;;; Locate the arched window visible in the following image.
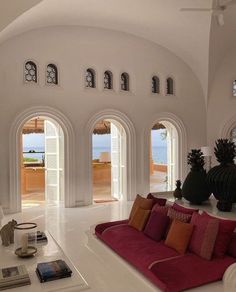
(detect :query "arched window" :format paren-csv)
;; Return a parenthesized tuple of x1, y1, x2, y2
(46, 64, 58, 85)
(233, 80, 236, 96)
(121, 72, 129, 91)
(85, 68, 95, 88)
(24, 61, 37, 83)
(166, 77, 174, 95)
(152, 76, 160, 94)
(104, 71, 113, 89)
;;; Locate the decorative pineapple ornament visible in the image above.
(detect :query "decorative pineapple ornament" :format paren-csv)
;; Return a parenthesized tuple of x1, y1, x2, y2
(173, 180, 182, 200)
(182, 149, 211, 204)
(207, 139, 236, 212)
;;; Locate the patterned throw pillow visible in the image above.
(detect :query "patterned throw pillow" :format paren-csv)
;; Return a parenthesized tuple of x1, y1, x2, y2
(152, 204, 169, 215)
(165, 219, 194, 254)
(128, 207, 150, 231)
(129, 194, 153, 219)
(189, 212, 219, 260)
(202, 211, 236, 258)
(167, 207, 192, 223)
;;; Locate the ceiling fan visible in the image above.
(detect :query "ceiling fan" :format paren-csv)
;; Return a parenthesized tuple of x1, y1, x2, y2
(180, 0, 236, 26)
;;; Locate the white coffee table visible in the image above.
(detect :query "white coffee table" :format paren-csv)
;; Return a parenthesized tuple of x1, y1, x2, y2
(0, 231, 89, 292)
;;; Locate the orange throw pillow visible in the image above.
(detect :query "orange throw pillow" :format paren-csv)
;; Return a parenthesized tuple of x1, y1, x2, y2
(128, 207, 150, 231)
(129, 194, 153, 219)
(165, 219, 194, 254)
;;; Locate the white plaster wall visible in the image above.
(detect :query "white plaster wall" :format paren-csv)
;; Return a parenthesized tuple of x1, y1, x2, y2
(0, 26, 206, 211)
(207, 47, 236, 165)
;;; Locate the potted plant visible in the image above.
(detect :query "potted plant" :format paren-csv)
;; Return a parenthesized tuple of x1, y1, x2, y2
(182, 149, 211, 204)
(207, 139, 236, 212)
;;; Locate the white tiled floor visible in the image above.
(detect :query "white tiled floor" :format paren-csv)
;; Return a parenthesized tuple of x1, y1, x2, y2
(2, 197, 236, 291)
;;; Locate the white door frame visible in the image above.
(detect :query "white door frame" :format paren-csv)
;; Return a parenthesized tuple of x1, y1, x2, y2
(85, 109, 136, 205)
(9, 106, 76, 213)
(143, 112, 187, 194)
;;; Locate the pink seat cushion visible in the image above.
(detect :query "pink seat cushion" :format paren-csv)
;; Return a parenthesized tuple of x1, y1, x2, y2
(172, 202, 198, 215)
(144, 211, 170, 241)
(97, 224, 178, 268)
(202, 211, 236, 257)
(150, 253, 236, 292)
(95, 219, 128, 235)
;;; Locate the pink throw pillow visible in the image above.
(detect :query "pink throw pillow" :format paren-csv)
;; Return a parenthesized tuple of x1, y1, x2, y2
(202, 211, 236, 258)
(172, 203, 198, 215)
(189, 212, 219, 260)
(147, 193, 167, 206)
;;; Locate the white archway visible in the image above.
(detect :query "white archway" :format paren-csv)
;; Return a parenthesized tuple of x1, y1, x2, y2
(9, 106, 76, 213)
(85, 109, 136, 205)
(143, 112, 187, 194)
(220, 115, 236, 138)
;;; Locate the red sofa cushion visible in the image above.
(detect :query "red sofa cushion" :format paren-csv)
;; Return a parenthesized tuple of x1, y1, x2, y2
(228, 232, 236, 258)
(172, 202, 198, 215)
(150, 253, 236, 292)
(147, 193, 167, 206)
(189, 212, 219, 260)
(202, 211, 236, 257)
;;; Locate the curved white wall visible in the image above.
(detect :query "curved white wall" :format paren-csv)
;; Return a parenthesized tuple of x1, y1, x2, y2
(0, 26, 206, 212)
(207, 47, 236, 165)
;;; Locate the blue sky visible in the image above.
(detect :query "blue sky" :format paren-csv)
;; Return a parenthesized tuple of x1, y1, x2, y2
(23, 129, 167, 148)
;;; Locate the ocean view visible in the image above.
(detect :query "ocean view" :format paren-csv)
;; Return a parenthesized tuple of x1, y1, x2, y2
(93, 146, 167, 164)
(23, 146, 167, 164)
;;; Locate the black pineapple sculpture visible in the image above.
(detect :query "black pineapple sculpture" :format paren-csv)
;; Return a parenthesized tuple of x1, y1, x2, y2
(207, 139, 236, 212)
(182, 149, 210, 204)
(173, 180, 182, 200)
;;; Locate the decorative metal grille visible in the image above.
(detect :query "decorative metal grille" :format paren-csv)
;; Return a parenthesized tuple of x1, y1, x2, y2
(47, 64, 58, 85)
(233, 80, 236, 96)
(25, 61, 37, 83)
(104, 71, 112, 89)
(167, 77, 174, 95)
(152, 76, 160, 93)
(121, 72, 129, 91)
(85, 69, 95, 88)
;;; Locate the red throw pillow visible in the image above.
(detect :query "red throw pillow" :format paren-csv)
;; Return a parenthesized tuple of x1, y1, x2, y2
(129, 194, 153, 219)
(165, 219, 194, 254)
(144, 211, 170, 241)
(147, 193, 167, 206)
(172, 203, 198, 215)
(202, 211, 236, 258)
(189, 212, 219, 260)
(167, 207, 192, 223)
(227, 232, 236, 258)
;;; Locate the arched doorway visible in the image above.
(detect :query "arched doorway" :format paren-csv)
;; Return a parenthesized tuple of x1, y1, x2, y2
(9, 106, 75, 213)
(92, 119, 127, 202)
(85, 109, 136, 205)
(21, 117, 64, 208)
(150, 121, 178, 192)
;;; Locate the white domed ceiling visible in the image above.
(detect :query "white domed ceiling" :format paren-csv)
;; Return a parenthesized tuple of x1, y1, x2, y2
(0, 0, 236, 102)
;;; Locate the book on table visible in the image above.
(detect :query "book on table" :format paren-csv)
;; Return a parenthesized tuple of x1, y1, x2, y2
(36, 259, 72, 283)
(0, 265, 30, 290)
(28, 231, 48, 243)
